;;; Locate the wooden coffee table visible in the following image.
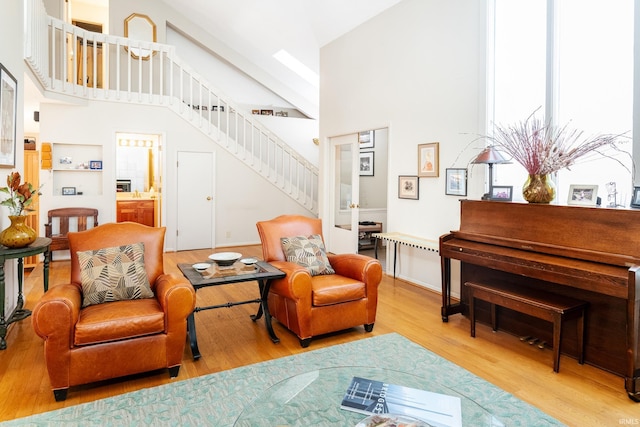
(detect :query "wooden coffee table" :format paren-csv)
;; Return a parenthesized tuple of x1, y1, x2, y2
(178, 261, 285, 360)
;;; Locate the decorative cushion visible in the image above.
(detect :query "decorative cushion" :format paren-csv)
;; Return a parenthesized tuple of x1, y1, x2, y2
(77, 242, 154, 307)
(281, 234, 335, 276)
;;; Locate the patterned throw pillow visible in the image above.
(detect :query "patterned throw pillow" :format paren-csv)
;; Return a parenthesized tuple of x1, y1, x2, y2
(281, 234, 335, 276)
(78, 242, 154, 307)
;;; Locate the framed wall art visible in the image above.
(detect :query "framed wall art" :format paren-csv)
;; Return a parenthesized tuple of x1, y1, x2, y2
(568, 184, 598, 206)
(359, 130, 374, 149)
(0, 63, 17, 167)
(418, 142, 439, 177)
(62, 187, 77, 196)
(631, 186, 640, 208)
(445, 168, 467, 196)
(490, 185, 513, 201)
(398, 175, 419, 200)
(89, 160, 103, 170)
(359, 152, 374, 176)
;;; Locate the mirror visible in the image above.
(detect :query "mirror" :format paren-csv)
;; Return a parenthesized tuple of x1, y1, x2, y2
(124, 13, 156, 60)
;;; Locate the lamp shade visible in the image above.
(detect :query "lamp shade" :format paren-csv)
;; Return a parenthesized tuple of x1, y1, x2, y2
(472, 146, 509, 165)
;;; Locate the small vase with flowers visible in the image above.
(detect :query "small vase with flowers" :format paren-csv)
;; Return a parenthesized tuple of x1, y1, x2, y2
(0, 172, 40, 248)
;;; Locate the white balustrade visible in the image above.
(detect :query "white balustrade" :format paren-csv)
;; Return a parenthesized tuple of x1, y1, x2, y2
(23, 0, 318, 214)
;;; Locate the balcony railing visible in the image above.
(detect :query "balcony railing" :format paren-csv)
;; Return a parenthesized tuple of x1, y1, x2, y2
(23, 0, 318, 214)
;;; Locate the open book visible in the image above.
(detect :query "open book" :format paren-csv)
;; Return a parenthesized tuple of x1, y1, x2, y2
(340, 376, 462, 427)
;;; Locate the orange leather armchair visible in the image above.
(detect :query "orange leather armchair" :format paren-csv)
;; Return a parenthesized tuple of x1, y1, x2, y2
(32, 222, 196, 401)
(256, 215, 382, 347)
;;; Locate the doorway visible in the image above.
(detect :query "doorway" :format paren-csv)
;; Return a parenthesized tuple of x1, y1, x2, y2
(328, 128, 389, 254)
(115, 132, 161, 227)
(176, 151, 215, 250)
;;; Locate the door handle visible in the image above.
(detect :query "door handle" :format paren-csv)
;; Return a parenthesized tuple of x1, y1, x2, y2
(349, 203, 360, 209)
(206, 196, 212, 201)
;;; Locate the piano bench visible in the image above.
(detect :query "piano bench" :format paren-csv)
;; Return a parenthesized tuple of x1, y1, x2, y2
(465, 281, 588, 373)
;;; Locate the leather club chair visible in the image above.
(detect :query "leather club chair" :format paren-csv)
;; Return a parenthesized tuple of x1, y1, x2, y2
(256, 214, 382, 347)
(32, 222, 196, 401)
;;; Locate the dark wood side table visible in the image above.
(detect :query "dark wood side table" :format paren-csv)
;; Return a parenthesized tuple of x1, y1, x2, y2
(177, 261, 285, 360)
(0, 237, 51, 350)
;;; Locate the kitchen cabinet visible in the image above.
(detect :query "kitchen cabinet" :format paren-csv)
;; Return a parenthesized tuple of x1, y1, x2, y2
(116, 200, 155, 227)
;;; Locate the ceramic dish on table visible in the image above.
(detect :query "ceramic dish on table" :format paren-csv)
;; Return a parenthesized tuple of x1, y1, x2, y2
(240, 257, 258, 266)
(192, 263, 210, 272)
(208, 252, 242, 267)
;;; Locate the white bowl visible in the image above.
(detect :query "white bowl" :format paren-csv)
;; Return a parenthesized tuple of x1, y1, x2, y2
(240, 257, 258, 265)
(192, 263, 210, 271)
(208, 252, 242, 266)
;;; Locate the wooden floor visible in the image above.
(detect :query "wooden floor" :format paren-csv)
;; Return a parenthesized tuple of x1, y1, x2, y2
(0, 244, 636, 425)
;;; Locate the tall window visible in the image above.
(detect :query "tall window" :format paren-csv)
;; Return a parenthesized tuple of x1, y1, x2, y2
(492, 0, 634, 206)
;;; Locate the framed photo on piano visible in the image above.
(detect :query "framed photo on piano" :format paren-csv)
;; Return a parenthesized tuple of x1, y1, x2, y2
(630, 186, 640, 208)
(568, 184, 598, 206)
(490, 185, 512, 201)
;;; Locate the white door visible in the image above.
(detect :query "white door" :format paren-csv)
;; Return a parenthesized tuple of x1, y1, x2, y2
(177, 151, 215, 250)
(328, 133, 359, 254)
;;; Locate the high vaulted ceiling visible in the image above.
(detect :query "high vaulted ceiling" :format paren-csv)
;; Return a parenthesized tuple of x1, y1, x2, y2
(162, 0, 402, 74)
(160, 0, 402, 116)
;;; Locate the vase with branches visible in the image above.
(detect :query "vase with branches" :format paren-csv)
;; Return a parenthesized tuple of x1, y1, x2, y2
(485, 110, 629, 203)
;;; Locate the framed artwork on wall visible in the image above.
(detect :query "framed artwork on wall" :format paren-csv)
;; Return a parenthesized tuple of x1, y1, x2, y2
(359, 130, 374, 149)
(398, 175, 419, 199)
(359, 152, 374, 176)
(0, 63, 17, 167)
(445, 168, 467, 196)
(418, 142, 439, 177)
(568, 184, 598, 206)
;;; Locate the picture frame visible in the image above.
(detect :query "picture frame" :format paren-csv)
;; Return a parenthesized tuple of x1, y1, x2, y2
(418, 142, 439, 177)
(445, 168, 467, 196)
(398, 175, 419, 200)
(359, 130, 374, 149)
(568, 184, 599, 206)
(260, 109, 273, 116)
(62, 187, 77, 196)
(490, 185, 513, 201)
(359, 152, 374, 176)
(0, 63, 17, 167)
(631, 186, 640, 208)
(89, 160, 103, 170)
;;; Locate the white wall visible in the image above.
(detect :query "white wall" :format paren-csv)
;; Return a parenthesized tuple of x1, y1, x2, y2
(320, 0, 487, 292)
(0, 0, 25, 320)
(38, 100, 311, 251)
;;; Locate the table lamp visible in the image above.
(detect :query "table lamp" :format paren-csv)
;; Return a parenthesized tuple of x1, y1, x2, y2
(472, 146, 509, 200)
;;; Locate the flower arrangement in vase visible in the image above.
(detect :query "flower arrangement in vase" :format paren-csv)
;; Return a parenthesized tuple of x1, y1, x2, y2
(485, 109, 628, 203)
(0, 172, 40, 248)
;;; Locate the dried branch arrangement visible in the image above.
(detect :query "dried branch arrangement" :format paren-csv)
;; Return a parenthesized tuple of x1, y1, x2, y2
(486, 110, 629, 175)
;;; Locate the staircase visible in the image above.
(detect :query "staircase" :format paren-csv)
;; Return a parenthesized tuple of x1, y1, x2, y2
(23, 0, 318, 215)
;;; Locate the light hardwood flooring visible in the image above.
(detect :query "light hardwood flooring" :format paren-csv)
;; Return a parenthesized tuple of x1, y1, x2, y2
(0, 244, 636, 425)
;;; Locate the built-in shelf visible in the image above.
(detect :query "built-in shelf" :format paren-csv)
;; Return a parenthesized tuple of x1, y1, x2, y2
(50, 143, 103, 196)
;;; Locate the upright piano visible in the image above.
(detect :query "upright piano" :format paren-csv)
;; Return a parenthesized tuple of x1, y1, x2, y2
(440, 199, 640, 401)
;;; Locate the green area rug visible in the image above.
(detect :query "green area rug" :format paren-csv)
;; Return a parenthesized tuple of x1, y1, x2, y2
(3, 333, 563, 426)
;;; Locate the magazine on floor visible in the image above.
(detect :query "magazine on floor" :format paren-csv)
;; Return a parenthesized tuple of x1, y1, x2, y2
(340, 376, 462, 427)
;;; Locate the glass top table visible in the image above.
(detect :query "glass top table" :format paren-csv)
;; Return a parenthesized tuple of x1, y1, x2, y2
(234, 366, 503, 427)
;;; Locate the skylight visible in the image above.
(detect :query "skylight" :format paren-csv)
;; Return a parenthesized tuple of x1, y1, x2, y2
(273, 49, 319, 87)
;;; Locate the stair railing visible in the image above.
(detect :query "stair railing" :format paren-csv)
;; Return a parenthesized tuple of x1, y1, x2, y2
(23, 0, 318, 214)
